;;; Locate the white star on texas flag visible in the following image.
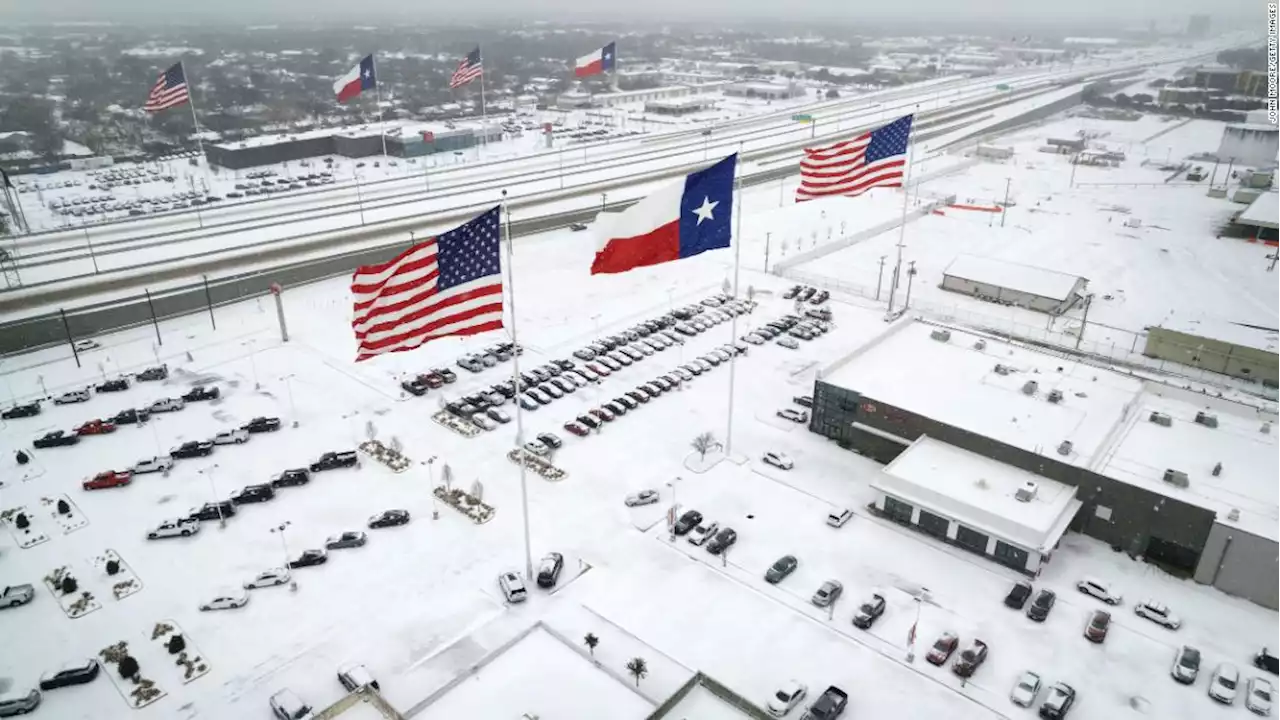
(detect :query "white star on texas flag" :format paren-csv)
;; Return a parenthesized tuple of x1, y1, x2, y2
(692, 196, 718, 225)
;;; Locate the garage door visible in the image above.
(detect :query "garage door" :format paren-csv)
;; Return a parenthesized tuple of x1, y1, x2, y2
(917, 510, 950, 539)
(955, 525, 989, 554)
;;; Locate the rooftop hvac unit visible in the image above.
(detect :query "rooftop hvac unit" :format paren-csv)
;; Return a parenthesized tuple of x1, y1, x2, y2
(930, 329, 952, 342)
(1194, 411, 1219, 429)
(994, 364, 1011, 376)
(1162, 469, 1190, 488)
(1047, 389, 1064, 404)
(1262, 422, 1272, 435)
(1022, 380, 1039, 396)
(1015, 481, 1038, 502)
(974, 339, 987, 350)
(1149, 412, 1172, 427)
(1227, 508, 1241, 521)
(1057, 440, 1073, 456)
(1123, 217, 1142, 229)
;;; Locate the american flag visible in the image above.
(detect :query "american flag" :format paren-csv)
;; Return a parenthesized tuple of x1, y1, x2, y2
(351, 207, 504, 362)
(796, 114, 913, 202)
(449, 47, 483, 89)
(144, 62, 191, 113)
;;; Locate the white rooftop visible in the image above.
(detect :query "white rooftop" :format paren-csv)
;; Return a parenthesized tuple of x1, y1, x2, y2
(943, 254, 1086, 302)
(879, 436, 1082, 551)
(1150, 312, 1280, 354)
(824, 322, 1146, 468)
(1237, 191, 1279, 231)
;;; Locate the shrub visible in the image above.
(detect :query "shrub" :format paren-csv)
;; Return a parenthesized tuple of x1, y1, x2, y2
(166, 634, 186, 655)
(60, 576, 78, 594)
(57, 499, 71, 515)
(14, 513, 29, 530)
(106, 559, 121, 576)
(118, 655, 140, 681)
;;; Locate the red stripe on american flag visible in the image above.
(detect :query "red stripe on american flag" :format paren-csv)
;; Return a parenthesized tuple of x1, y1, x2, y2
(796, 130, 905, 202)
(354, 284, 502, 340)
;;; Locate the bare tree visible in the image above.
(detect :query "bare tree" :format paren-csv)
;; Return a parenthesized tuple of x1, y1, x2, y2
(583, 633, 599, 657)
(691, 432, 718, 461)
(625, 657, 648, 687)
(365, 420, 377, 441)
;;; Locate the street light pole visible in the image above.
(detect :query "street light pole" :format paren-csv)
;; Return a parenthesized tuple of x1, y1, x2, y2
(875, 255, 887, 301)
(904, 261, 917, 310)
(280, 374, 298, 427)
(271, 521, 292, 567)
(199, 465, 223, 527)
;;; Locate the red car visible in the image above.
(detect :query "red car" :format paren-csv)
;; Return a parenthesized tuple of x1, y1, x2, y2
(926, 632, 959, 665)
(589, 407, 615, 423)
(563, 421, 589, 437)
(75, 419, 117, 436)
(83, 470, 132, 491)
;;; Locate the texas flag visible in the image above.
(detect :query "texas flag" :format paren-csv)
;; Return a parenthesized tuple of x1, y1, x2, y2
(334, 54, 376, 103)
(590, 154, 736, 275)
(574, 42, 616, 78)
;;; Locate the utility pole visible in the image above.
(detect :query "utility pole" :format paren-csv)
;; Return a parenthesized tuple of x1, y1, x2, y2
(1000, 178, 1011, 228)
(763, 232, 771, 273)
(1069, 153, 1078, 188)
(1075, 293, 1094, 350)
(875, 255, 887, 301)
(904, 261, 917, 309)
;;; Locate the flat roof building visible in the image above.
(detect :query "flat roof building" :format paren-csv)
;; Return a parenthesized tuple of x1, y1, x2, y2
(940, 254, 1087, 315)
(1143, 312, 1279, 387)
(644, 96, 719, 116)
(205, 121, 493, 169)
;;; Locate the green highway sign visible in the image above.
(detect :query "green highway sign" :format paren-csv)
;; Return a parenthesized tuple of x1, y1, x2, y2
(995, 83, 1011, 91)
(792, 114, 814, 123)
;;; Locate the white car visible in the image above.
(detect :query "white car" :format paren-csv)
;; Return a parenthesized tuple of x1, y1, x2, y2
(688, 520, 720, 547)
(149, 397, 185, 413)
(777, 337, 800, 349)
(523, 440, 549, 457)
(132, 456, 174, 474)
(471, 414, 496, 431)
(147, 517, 200, 539)
(1134, 599, 1181, 629)
(763, 451, 794, 470)
(72, 339, 100, 352)
(269, 688, 313, 720)
(498, 571, 528, 603)
(1246, 677, 1273, 716)
(777, 408, 808, 423)
(337, 663, 379, 692)
(213, 428, 250, 445)
(1076, 577, 1123, 605)
(243, 568, 291, 590)
(625, 489, 660, 507)
(199, 591, 249, 611)
(54, 389, 91, 405)
(1010, 670, 1041, 707)
(1209, 663, 1241, 704)
(766, 679, 808, 717)
(826, 508, 854, 528)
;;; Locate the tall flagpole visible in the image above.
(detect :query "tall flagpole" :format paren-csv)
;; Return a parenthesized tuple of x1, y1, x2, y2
(724, 163, 743, 458)
(501, 189, 534, 582)
(182, 61, 210, 192)
(479, 46, 489, 149)
(371, 54, 388, 158)
(886, 110, 917, 316)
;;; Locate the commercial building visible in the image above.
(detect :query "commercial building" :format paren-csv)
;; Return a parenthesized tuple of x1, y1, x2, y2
(1233, 190, 1279, 244)
(940, 254, 1087, 315)
(1218, 122, 1279, 168)
(644, 96, 719, 116)
(205, 122, 495, 170)
(722, 81, 806, 100)
(1143, 313, 1279, 386)
(810, 320, 1279, 608)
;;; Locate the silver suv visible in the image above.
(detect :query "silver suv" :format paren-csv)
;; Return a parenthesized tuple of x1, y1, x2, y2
(0, 689, 40, 717)
(0, 584, 34, 609)
(812, 580, 843, 608)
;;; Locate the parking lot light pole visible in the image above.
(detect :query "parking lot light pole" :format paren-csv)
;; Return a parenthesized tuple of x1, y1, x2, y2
(280, 374, 298, 427)
(199, 464, 224, 527)
(271, 521, 292, 567)
(427, 456, 439, 519)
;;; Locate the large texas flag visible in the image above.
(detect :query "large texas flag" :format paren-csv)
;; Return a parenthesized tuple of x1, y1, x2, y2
(590, 154, 736, 275)
(334, 54, 376, 103)
(575, 42, 616, 78)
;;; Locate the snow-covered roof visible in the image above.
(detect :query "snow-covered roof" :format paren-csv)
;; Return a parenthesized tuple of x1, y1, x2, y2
(1150, 312, 1279, 354)
(943, 254, 1086, 302)
(878, 436, 1081, 551)
(1237, 191, 1279, 230)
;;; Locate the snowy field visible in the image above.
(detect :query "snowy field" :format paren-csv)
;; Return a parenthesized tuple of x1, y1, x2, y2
(1, 175, 1275, 719)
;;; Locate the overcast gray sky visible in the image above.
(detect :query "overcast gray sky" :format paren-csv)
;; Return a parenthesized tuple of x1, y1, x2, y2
(4, 0, 1260, 24)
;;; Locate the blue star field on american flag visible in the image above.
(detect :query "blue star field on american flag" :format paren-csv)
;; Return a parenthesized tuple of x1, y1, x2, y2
(437, 206, 501, 290)
(864, 114, 913, 164)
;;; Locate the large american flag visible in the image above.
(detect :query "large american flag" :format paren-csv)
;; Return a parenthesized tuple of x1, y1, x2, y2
(796, 114, 913, 202)
(351, 207, 504, 362)
(449, 48, 483, 89)
(144, 62, 191, 113)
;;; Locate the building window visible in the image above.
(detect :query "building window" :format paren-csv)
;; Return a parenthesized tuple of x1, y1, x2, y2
(993, 541, 1029, 570)
(955, 525, 989, 554)
(884, 496, 914, 525)
(917, 510, 950, 539)
(1094, 505, 1113, 522)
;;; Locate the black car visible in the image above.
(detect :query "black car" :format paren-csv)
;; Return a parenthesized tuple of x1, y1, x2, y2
(536, 432, 563, 450)
(1027, 589, 1056, 622)
(401, 376, 432, 396)
(188, 501, 236, 522)
(136, 366, 169, 381)
(552, 359, 575, 372)
(492, 382, 517, 399)
(39, 659, 100, 690)
(569, 222, 588, 231)
(288, 549, 328, 568)
(171, 440, 214, 458)
(852, 594, 886, 629)
(230, 484, 275, 504)
(34, 430, 80, 449)
(765, 555, 798, 584)
(109, 408, 150, 425)
(242, 416, 281, 433)
(368, 509, 410, 528)
(706, 528, 737, 555)
(537, 552, 564, 588)
(1005, 581, 1033, 610)
(95, 378, 129, 393)
(673, 509, 703, 536)
(310, 451, 358, 472)
(325, 531, 367, 550)
(432, 367, 457, 384)
(1, 402, 41, 419)
(271, 468, 311, 488)
(182, 385, 220, 402)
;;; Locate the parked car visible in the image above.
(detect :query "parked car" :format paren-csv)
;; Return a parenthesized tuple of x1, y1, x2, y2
(368, 509, 410, 528)
(1011, 670, 1042, 707)
(1256, 649, 1280, 676)
(1134, 599, 1181, 630)
(189, 501, 236, 522)
(147, 517, 200, 539)
(288, 549, 328, 569)
(805, 685, 848, 720)
(171, 440, 214, 458)
(109, 408, 149, 425)
(765, 555, 798, 584)
(852, 593, 886, 629)
(95, 378, 129, 393)
(564, 421, 589, 437)
(1005, 581, 1033, 609)
(213, 427, 250, 445)
(39, 659, 100, 690)
(766, 680, 808, 717)
(310, 450, 358, 472)
(826, 508, 853, 528)
(1076, 577, 1122, 605)
(0, 688, 40, 716)
(498, 571, 528, 603)
(1084, 610, 1111, 643)
(1038, 681, 1076, 719)
(926, 632, 959, 665)
(1, 402, 41, 419)
(1246, 677, 1273, 716)
(1027, 589, 1056, 622)
(54, 389, 91, 405)
(763, 451, 794, 470)
(952, 639, 989, 677)
(537, 552, 564, 588)
(244, 568, 291, 589)
(812, 580, 843, 608)
(325, 531, 367, 550)
(74, 419, 117, 435)
(486, 407, 511, 424)
(72, 338, 101, 351)
(271, 468, 311, 488)
(625, 489, 660, 507)
(136, 365, 169, 381)
(270, 688, 313, 720)
(1209, 663, 1241, 704)
(673, 509, 703, 536)
(83, 470, 131, 491)
(0, 584, 35, 609)
(229, 483, 275, 504)
(337, 663, 379, 692)
(238, 416, 282, 435)
(33, 430, 79, 448)
(149, 397, 185, 413)
(706, 527, 738, 555)
(777, 337, 800, 350)
(1172, 645, 1202, 684)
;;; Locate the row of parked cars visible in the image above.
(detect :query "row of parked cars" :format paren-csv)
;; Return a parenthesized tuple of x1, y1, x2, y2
(782, 284, 830, 305)
(1, 365, 172, 421)
(670, 509, 739, 554)
(31, 385, 219, 450)
(571, 293, 755, 367)
(742, 310, 832, 350)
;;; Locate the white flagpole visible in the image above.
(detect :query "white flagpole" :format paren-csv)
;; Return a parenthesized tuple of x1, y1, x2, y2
(725, 167, 743, 458)
(886, 110, 917, 316)
(182, 61, 211, 195)
(479, 47, 489, 149)
(501, 189, 534, 582)
(371, 54, 388, 158)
